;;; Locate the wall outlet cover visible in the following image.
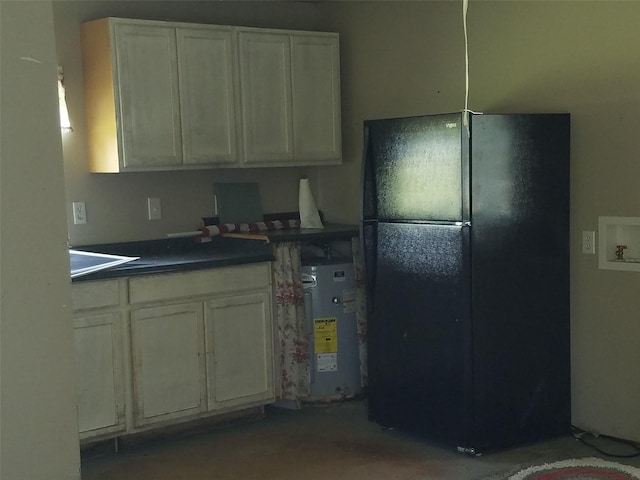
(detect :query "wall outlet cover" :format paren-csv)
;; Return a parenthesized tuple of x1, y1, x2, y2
(72, 201, 87, 225)
(582, 230, 596, 255)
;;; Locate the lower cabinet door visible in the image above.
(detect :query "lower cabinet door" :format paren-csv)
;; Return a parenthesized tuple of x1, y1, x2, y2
(204, 291, 274, 410)
(74, 312, 125, 439)
(130, 302, 206, 426)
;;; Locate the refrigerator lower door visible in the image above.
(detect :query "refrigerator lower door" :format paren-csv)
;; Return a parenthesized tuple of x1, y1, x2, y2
(367, 222, 472, 447)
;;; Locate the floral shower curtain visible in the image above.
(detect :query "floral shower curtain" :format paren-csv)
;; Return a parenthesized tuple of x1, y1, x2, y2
(271, 238, 368, 403)
(351, 236, 368, 388)
(272, 242, 310, 401)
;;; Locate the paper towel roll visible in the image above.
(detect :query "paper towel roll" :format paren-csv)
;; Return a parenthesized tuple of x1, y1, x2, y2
(299, 178, 324, 229)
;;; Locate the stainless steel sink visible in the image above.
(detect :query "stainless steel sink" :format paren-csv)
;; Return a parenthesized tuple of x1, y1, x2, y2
(69, 249, 139, 278)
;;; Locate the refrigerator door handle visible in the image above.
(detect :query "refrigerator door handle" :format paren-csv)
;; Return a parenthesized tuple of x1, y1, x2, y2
(361, 124, 377, 222)
(360, 221, 377, 309)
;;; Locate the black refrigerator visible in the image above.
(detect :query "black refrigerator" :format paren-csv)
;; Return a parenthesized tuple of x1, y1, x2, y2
(361, 112, 570, 454)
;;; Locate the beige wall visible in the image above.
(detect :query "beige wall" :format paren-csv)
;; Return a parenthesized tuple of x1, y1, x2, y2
(322, 1, 640, 442)
(0, 1, 81, 479)
(54, 0, 333, 246)
(52, 0, 640, 447)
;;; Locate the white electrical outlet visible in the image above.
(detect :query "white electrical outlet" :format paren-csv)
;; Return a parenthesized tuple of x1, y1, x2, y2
(582, 230, 596, 255)
(147, 197, 162, 220)
(72, 201, 87, 225)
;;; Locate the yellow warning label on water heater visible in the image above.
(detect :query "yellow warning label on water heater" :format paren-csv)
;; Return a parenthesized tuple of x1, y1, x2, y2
(314, 317, 337, 353)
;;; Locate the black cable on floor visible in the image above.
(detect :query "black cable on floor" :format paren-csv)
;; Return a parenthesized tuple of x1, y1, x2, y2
(571, 425, 640, 458)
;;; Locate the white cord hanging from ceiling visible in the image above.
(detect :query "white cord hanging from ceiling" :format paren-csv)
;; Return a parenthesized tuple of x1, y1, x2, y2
(462, 0, 470, 134)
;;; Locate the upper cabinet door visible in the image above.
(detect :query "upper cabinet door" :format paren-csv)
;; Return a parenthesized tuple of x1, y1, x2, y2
(113, 23, 183, 169)
(291, 34, 342, 164)
(238, 31, 294, 164)
(177, 27, 238, 165)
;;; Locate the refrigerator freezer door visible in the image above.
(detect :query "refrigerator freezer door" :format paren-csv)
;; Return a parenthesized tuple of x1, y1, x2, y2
(363, 113, 468, 223)
(367, 222, 472, 446)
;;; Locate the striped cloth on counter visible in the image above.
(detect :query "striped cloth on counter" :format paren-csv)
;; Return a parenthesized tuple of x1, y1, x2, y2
(196, 219, 300, 241)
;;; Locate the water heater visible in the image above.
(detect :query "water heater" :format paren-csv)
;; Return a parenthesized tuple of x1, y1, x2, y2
(302, 258, 362, 401)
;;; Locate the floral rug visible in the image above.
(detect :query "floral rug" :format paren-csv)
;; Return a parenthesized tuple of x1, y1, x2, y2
(492, 457, 640, 479)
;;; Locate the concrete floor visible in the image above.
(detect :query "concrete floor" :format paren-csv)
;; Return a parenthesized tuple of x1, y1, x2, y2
(81, 400, 640, 480)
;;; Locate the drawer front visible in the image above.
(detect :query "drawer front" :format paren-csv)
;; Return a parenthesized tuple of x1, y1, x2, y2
(129, 263, 271, 305)
(72, 279, 121, 311)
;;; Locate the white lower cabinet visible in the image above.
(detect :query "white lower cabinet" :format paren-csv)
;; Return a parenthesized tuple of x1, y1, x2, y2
(71, 279, 126, 441)
(130, 302, 206, 426)
(74, 311, 126, 440)
(72, 262, 274, 443)
(128, 264, 274, 429)
(205, 291, 274, 410)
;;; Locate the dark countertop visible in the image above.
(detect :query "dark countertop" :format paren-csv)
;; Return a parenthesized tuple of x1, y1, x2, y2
(71, 223, 359, 282)
(71, 237, 273, 282)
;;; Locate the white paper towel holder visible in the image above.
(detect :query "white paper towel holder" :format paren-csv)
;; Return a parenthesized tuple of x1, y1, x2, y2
(299, 176, 324, 229)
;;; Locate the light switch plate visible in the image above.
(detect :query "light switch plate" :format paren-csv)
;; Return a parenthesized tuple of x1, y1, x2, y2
(147, 197, 162, 221)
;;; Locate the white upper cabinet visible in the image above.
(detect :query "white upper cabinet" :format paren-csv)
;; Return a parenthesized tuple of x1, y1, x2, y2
(238, 31, 294, 164)
(177, 28, 238, 166)
(291, 34, 342, 163)
(81, 18, 341, 171)
(81, 18, 237, 172)
(238, 29, 342, 166)
(114, 23, 183, 169)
